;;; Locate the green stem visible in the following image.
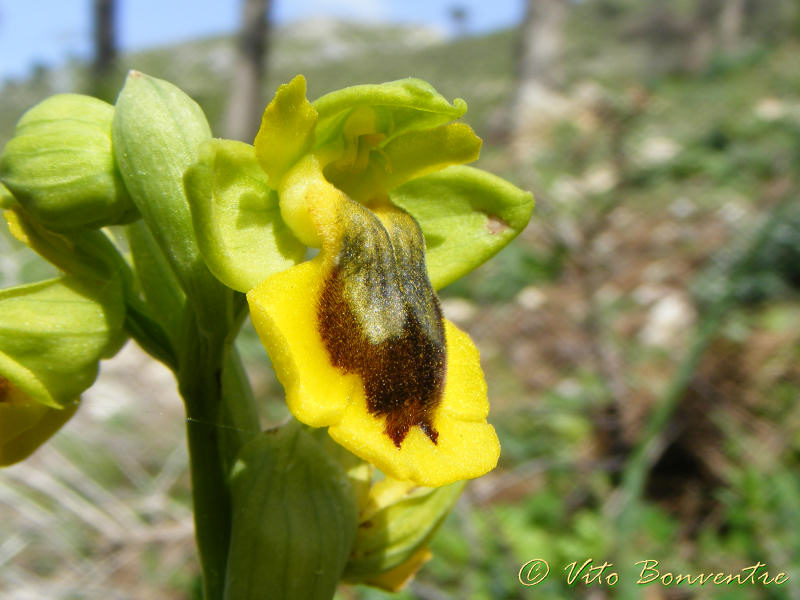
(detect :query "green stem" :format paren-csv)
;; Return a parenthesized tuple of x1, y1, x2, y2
(179, 296, 256, 600)
(179, 313, 230, 600)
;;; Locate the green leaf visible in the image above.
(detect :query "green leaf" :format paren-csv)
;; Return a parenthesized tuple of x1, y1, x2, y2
(254, 75, 318, 186)
(312, 78, 467, 147)
(225, 423, 357, 600)
(185, 139, 305, 293)
(0, 275, 125, 409)
(391, 165, 534, 290)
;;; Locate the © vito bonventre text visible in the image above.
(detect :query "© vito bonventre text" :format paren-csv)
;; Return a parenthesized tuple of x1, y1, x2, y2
(518, 558, 790, 587)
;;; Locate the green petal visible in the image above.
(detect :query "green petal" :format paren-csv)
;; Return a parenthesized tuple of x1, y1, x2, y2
(0, 276, 125, 409)
(254, 75, 318, 186)
(326, 123, 481, 202)
(185, 139, 305, 293)
(391, 165, 534, 290)
(312, 78, 467, 147)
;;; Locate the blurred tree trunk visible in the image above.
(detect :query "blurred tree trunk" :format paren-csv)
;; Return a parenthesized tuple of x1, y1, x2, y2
(718, 0, 745, 51)
(509, 0, 568, 161)
(515, 0, 566, 90)
(91, 0, 117, 101)
(686, 0, 718, 73)
(224, 0, 273, 141)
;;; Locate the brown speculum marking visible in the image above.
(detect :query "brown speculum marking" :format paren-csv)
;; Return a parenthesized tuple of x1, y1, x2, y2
(486, 214, 510, 235)
(317, 203, 446, 448)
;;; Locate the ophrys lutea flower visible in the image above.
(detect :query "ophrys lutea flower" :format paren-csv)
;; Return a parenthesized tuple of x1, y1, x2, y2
(186, 75, 533, 487)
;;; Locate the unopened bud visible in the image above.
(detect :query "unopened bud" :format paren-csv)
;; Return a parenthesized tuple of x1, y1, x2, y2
(0, 94, 136, 230)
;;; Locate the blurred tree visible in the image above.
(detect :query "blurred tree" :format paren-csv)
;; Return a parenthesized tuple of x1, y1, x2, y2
(224, 0, 273, 141)
(448, 4, 469, 37)
(91, 0, 117, 101)
(508, 0, 569, 160)
(718, 0, 745, 52)
(625, 1, 694, 76)
(515, 0, 567, 92)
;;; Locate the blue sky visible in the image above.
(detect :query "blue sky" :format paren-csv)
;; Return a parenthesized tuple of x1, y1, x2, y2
(0, 0, 523, 81)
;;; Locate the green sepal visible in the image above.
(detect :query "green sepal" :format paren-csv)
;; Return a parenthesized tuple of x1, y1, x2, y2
(5, 206, 106, 280)
(391, 165, 534, 290)
(344, 480, 465, 581)
(0, 275, 125, 409)
(225, 422, 358, 600)
(0, 388, 78, 466)
(185, 139, 306, 293)
(0, 94, 136, 230)
(312, 78, 467, 147)
(254, 75, 318, 186)
(113, 71, 227, 331)
(4, 205, 130, 288)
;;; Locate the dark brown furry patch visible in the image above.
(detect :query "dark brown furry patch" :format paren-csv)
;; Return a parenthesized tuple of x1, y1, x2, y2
(317, 205, 446, 447)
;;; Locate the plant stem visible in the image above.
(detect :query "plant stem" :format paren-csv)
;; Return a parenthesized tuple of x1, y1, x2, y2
(179, 310, 231, 600)
(178, 294, 256, 600)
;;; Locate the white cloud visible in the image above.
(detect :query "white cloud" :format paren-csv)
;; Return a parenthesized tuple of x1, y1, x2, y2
(301, 0, 390, 22)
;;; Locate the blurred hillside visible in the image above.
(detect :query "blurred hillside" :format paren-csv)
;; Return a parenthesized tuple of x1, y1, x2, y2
(2, 2, 800, 599)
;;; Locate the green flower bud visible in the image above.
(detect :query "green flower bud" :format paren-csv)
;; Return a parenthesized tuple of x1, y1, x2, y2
(0, 94, 136, 230)
(344, 479, 465, 588)
(0, 275, 125, 411)
(225, 423, 358, 600)
(113, 71, 228, 329)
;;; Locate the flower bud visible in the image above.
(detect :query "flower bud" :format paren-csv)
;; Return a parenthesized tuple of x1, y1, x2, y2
(0, 379, 77, 466)
(0, 275, 125, 411)
(0, 275, 124, 465)
(0, 94, 136, 230)
(343, 479, 464, 590)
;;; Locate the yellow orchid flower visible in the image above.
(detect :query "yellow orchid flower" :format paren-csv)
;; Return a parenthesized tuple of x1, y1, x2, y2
(186, 75, 533, 487)
(248, 160, 498, 486)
